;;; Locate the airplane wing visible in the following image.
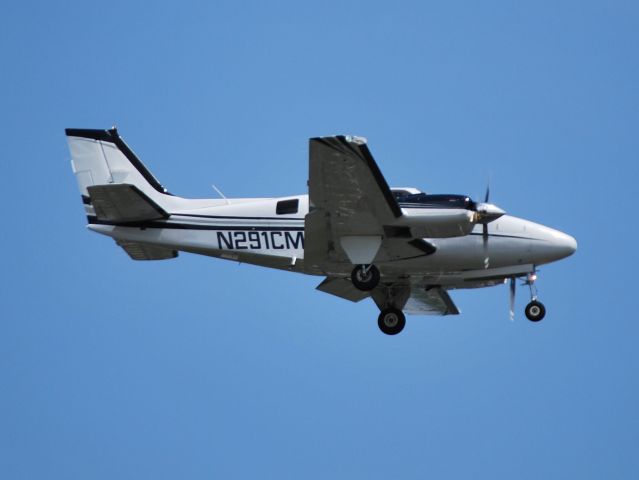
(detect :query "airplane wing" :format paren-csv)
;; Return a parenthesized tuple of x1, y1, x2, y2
(306, 136, 436, 271)
(317, 276, 459, 316)
(115, 240, 178, 260)
(307, 135, 401, 227)
(402, 286, 460, 315)
(87, 183, 168, 223)
(316, 276, 371, 302)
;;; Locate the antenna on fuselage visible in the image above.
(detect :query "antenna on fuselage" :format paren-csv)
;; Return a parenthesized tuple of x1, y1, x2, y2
(212, 184, 230, 205)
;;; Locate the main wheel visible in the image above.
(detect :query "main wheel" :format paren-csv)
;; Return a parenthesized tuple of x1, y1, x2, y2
(525, 300, 546, 322)
(378, 308, 406, 335)
(351, 264, 380, 291)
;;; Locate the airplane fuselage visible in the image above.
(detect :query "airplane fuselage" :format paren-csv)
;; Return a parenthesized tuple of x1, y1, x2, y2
(87, 194, 576, 289)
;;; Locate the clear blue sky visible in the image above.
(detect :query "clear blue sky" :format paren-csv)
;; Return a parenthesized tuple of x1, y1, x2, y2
(1, 1, 638, 478)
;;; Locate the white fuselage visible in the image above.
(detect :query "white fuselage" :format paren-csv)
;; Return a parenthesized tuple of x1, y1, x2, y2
(87, 193, 576, 289)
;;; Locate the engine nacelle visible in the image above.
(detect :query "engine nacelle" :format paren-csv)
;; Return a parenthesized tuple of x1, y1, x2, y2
(391, 192, 506, 238)
(396, 208, 476, 238)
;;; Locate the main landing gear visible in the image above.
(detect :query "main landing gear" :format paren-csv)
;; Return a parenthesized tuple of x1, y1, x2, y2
(349, 266, 407, 335)
(351, 264, 380, 291)
(378, 308, 406, 335)
(524, 273, 546, 322)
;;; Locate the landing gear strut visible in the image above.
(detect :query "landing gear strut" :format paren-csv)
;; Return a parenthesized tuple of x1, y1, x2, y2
(524, 273, 546, 322)
(351, 264, 380, 291)
(378, 308, 406, 335)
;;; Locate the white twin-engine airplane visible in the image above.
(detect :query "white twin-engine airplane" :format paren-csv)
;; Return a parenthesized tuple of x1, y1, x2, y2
(66, 128, 577, 335)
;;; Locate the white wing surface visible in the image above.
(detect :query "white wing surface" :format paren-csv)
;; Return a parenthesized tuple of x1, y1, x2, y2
(369, 283, 459, 316)
(305, 136, 435, 273)
(403, 286, 460, 315)
(317, 275, 460, 316)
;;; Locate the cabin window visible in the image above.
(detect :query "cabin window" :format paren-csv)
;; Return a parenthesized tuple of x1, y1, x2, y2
(276, 199, 299, 215)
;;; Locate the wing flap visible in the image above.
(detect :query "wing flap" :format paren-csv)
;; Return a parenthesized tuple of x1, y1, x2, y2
(116, 240, 178, 261)
(87, 183, 168, 223)
(370, 282, 459, 316)
(404, 286, 460, 315)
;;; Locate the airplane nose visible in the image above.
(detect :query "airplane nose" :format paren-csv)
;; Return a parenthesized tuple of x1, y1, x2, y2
(529, 223, 577, 264)
(554, 231, 578, 259)
(541, 229, 577, 262)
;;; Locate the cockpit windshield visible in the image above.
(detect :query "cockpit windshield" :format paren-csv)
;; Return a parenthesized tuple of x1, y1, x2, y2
(393, 192, 474, 210)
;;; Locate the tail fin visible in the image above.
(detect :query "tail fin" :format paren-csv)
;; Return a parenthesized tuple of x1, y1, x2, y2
(66, 128, 171, 204)
(67, 128, 179, 260)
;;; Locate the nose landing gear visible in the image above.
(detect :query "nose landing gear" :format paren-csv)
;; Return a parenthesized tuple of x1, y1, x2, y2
(525, 300, 546, 321)
(524, 273, 546, 322)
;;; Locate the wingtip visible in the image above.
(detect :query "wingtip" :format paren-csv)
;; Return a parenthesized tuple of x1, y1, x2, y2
(65, 127, 120, 139)
(344, 135, 367, 145)
(310, 134, 367, 145)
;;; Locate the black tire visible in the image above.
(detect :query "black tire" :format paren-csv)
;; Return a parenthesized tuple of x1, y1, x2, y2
(378, 308, 406, 335)
(525, 300, 546, 322)
(351, 264, 380, 291)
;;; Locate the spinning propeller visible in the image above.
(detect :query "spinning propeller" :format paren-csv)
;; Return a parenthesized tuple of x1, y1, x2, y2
(472, 183, 505, 269)
(509, 277, 516, 321)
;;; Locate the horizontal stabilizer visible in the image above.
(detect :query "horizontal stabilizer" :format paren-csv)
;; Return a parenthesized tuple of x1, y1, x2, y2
(116, 240, 178, 261)
(87, 183, 168, 223)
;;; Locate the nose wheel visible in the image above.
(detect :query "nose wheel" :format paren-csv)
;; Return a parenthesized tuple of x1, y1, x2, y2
(378, 308, 406, 335)
(523, 272, 546, 322)
(525, 300, 546, 322)
(351, 264, 380, 291)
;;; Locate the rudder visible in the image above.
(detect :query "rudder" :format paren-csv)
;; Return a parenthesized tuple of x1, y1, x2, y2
(66, 128, 171, 204)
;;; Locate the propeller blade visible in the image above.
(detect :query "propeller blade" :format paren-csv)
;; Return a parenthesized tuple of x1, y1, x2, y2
(484, 182, 490, 203)
(509, 277, 516, 321)
(483, 223, 489, 268)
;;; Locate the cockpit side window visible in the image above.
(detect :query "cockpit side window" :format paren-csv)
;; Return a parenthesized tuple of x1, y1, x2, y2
(276, 199, 299, 215)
